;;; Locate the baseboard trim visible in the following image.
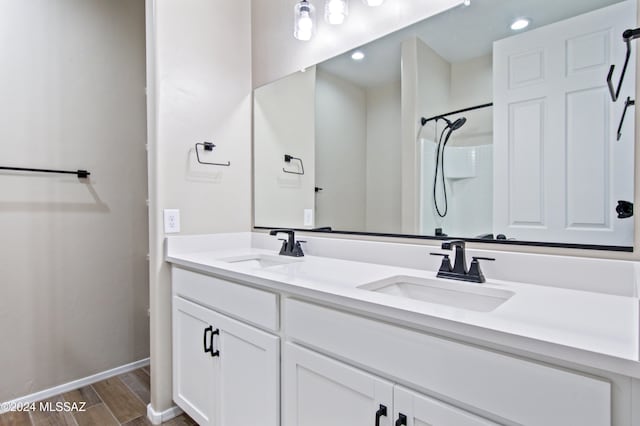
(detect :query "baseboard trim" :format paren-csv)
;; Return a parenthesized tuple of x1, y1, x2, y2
(0, 358, 150, 414)
(147, 403, 183, 425)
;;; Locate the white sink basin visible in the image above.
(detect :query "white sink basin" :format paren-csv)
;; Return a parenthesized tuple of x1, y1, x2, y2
(219, 254, 303, 269)
(359, 275, 514, 312)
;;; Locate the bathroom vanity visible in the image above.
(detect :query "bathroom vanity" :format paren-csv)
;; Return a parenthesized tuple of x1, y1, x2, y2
(166, 233, 640, 426)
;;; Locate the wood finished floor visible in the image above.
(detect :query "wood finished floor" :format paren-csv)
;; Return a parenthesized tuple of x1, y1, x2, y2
(0, 367, 196, 426)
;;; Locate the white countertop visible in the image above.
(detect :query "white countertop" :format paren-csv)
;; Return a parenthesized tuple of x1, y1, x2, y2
(167, 242, 640, 378)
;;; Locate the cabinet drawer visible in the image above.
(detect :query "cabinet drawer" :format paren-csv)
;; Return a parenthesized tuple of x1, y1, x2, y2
(284, 299, 611, 426)
(172, 267, 278, 331)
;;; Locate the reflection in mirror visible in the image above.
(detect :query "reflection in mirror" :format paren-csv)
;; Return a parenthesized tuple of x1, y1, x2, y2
(254, 0, 637, 248)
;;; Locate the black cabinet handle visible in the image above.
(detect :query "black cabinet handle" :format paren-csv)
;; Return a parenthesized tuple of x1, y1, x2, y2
(203, 326, 213, 354)
(395, 413, 407, 426)
(209, 328, 220, 357)
(375, 404, 387, 426)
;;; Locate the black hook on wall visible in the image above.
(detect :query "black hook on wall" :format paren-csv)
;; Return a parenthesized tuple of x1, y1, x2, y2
(195, 142, 230, 167)
(283, 154, 304, 175)
(607, 28, 640, 102)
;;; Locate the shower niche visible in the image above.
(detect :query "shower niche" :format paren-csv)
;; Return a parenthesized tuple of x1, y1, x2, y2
(253, 0, 637, 249)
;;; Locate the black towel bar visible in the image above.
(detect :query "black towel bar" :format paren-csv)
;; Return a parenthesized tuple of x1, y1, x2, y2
(0, 166, 90, 178)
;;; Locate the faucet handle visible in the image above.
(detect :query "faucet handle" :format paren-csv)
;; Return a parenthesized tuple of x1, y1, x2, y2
(472, 256, 495, 262)
(291, 241, 305, 257)
(467, 257, 495, 283)
(430, 253, 452, 273)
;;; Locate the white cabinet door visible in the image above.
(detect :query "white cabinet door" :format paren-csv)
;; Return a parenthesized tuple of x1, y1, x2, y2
(173, 296, 218, 426)
(493, 0, 636, 246)
(173, 296, 279, 426)
(394, 385, 499, 426)
(283, 343, 394, 426)
(212, 307, 280, 426)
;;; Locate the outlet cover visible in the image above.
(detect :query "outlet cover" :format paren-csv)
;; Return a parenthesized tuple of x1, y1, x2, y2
(164, 209, 181, 233)
(304, 209, 314, 226)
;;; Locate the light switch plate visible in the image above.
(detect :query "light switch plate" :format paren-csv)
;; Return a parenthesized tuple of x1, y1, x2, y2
(164, 209, 181, 233)
(304, 209, 314, 226)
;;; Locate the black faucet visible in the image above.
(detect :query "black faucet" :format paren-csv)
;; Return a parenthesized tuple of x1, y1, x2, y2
(431, 240, 494, 283)
(269, 229, 305, 257)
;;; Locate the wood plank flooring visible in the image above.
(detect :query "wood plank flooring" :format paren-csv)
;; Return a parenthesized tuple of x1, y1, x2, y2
(0, 368, 195, 426)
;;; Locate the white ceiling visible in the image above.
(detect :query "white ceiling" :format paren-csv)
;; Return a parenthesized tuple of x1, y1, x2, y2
(319, 0, 626, 88)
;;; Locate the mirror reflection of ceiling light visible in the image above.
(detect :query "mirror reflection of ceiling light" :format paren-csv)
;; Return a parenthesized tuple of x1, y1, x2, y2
(510, 18, 530, 31)
(351, 51, 365, 61)
(294, 0, 316, 41)
(295, 0, 391, 40)
(325, 0, 348, 25)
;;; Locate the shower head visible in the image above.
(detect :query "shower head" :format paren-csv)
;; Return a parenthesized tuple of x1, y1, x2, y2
(450, 117, 467, 131)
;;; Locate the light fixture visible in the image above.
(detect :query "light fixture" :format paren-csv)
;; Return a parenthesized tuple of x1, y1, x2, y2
(463, 0, 471, 6)
(510, 18, 530, 31)
(294, 0, 316, 41)
(351, 50, 365, 61)
(362, 0, 384, 6)
(325, 0, 348, 25)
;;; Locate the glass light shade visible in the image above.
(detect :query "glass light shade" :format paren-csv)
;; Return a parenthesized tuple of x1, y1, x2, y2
(294, 0, 316, 41)
(325, 0, 348, 25)
(362, 0, 384, 6)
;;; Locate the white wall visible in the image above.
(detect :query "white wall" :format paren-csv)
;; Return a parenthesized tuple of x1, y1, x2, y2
(366, 81, 402, 233)
(0, 0, 148, 402)
(315, 69, 367, 231)
(448, 54, 493, 148)
(401, 37, 451, 234)
(146, 0, 252, 413)
(255, 69, 316, 228)
(251, 0, 465, 88)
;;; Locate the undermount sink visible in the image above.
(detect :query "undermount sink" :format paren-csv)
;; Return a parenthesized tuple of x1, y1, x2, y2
(359, 275, 514, 312)
(219, 254, 303, 269)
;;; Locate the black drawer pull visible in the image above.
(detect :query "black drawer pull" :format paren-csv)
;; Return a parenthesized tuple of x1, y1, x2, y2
(395, 413, 407, 426)
(209, 328, 220, 357)
(375, 404, 387, 426)
(203, 326, 213, 354)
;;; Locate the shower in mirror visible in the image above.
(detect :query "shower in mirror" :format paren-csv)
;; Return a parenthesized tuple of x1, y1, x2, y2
(420, 102, 493, 238)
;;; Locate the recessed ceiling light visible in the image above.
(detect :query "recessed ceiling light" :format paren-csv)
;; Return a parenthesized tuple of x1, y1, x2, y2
(463, 0, 471, 6)
(510, 18, 530, 31)
(351, 51, 365, 61)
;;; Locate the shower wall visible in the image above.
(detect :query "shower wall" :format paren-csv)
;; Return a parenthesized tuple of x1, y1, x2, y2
(420, 142, 493, 237)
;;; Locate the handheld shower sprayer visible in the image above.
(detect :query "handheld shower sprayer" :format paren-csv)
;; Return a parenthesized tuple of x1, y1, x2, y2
(433, 116, 467, 218)
(449, 117, 467, 131)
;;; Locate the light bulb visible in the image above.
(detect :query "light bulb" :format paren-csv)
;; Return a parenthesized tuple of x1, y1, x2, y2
(325, 0, 348, 25)
(510, 18, 530, 31)
(351, 51, 365, 61)
(362, 0, 384, 6)
(294, 0, 316, 41)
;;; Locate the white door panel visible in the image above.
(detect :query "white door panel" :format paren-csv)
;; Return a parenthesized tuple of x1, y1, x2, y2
(283, 343, 393, 426)
(214, 309, 279, 426)
(494, 0, 635, 245)
(173, 297, 219, 426)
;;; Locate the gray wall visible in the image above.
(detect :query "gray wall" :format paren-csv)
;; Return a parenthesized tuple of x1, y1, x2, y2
(0, 0, 148, 402)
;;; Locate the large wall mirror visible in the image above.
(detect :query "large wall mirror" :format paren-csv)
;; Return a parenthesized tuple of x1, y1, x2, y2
(254, 0, 638, 249)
